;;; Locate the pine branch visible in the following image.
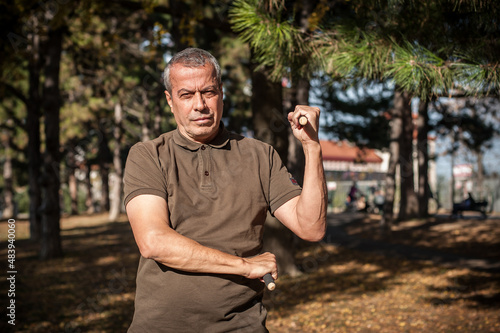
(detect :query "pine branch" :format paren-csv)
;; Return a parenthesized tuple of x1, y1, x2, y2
(229, 0, 500, 98)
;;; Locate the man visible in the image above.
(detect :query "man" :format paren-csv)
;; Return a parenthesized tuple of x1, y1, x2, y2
(124, 48, 327, 332)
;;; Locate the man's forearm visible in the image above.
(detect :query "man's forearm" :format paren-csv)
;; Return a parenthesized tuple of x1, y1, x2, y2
(141, 227, 276, 280)
(296, 142, 327, 240)
(141, 227, 244, 274)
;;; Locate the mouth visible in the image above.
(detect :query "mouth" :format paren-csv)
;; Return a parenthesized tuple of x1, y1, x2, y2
(192, 117, 213, 125)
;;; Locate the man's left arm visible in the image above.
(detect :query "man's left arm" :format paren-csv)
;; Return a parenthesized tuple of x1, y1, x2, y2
(273, 105, 327, 242)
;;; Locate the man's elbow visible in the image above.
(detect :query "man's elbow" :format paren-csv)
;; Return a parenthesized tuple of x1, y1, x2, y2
(300, 224, 326, 242)
(136, 233, 161, 259)
(137, 242, 155, 259)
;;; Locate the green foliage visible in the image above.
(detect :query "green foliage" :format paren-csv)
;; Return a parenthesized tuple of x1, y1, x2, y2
(229, 0, 500, 98)
(229, 0, 311, 80)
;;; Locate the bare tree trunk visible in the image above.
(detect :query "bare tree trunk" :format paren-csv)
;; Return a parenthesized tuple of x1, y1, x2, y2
(27, 19, 42, 240)
(450, 134, 459, 206)
(67, 150, 78, 215)
(141, 90, 151, 141)
(169, 0, 190, 51)
(476, 151, 485, 199)
(84, 164, 95, 214)
(154, 94, 164, 138)
(286, 78, 309, 186)
(417, 99, 430, 217)
(398, 91, 418, 221)
(382, 90, 404, 231)
(109, 102, 123, 221)
(101, 166, 110, 212)
(1, 130, 15, 219)
(251, 71, 288, 161)
(98, 123, 111, 212)
(40, 25, 63, 259)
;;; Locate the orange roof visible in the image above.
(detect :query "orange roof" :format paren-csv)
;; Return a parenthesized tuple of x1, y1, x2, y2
(320, 140, 383, 163)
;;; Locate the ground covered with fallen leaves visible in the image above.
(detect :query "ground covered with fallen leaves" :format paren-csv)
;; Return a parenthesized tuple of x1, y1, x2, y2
(1, 212, 499, 332)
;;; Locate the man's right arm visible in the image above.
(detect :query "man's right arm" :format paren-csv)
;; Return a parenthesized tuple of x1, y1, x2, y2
(126, 194, 278, 281)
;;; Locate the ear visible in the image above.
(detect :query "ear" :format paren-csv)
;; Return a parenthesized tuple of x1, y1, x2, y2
(165, 90, 173, 110)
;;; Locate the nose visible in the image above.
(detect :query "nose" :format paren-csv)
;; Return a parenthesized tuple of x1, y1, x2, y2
(193, 92, 206, 111)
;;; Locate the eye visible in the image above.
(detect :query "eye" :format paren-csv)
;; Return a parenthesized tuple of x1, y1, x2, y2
(180, 92, 193, 99)
(203, 89, 217, 97)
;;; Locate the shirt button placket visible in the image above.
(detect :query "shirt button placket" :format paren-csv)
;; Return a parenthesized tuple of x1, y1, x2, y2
(200, 145, 212, 190)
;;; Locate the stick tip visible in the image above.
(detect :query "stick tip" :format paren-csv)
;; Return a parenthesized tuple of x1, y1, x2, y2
(263, 273, 276, 291)
(298, 116, 308, 126)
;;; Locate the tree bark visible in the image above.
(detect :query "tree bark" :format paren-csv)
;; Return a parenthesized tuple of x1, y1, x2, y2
(417, 98, 430, 217)
(84, 164, 95, 214)
(27, 19, 42, 240)
(286, 78, 309, 186)
(40, 25, 64, 259)
(109, 102, 123, 221)
(476, 150, 485, 199)
(398, 91, 419, 221)
(141, 90, 151, 141)
(154, 95, 164, 138)
(1, 130, 15, 219)
(251, 70, 288, 161)
(100, 166, 110, 212)
(98, 123, 112, 212)
(67, 149, 79, 215)
(382, 90, 404, 230)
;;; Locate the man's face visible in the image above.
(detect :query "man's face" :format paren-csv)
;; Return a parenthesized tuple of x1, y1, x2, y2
(165, 63, 223, 144)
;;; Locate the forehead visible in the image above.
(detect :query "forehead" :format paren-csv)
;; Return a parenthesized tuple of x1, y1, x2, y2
(169, 64, 218, 91)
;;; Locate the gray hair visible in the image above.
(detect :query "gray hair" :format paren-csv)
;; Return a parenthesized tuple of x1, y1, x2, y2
(163, 48, 222, 94)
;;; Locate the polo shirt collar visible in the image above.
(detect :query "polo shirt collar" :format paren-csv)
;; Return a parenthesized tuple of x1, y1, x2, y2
(173, 122, 230, 151)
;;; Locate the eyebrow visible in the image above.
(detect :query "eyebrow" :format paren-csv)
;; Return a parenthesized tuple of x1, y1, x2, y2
(176, 85, 219, 96)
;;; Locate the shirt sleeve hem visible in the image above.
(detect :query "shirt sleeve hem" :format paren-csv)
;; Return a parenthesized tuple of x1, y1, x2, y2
(124, 189, 168, 207)
(270, 189, 302, 215)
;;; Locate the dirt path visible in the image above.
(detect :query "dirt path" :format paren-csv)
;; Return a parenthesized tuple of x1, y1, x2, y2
(325, 212, 500, 272)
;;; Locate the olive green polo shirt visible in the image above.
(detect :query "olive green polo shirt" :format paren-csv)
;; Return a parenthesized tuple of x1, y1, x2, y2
(123, 124, 301, 332)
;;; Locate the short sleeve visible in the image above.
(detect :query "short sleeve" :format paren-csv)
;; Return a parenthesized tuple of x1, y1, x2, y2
(268, 148, 302, 214)
(123, 142, 168, 207)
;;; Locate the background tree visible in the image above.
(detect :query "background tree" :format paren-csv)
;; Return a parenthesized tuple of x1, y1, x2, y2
(433, 97, 500, 203)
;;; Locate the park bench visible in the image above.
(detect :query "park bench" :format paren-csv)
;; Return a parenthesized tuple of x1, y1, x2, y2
(451, 200, 488, 218)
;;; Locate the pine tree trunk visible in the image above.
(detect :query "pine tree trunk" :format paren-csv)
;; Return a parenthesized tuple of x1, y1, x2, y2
(170, 0, 190, 51)
(98, 124, 111, 212)
(40, 25, 63, 260)
(286, 78, 309, 186)
(154, 96, 163, 138)
(450, 138, 457, 207)
(476, 151, 485, 199)
(1, 130, 15, 219)
(382, 90, 404, 231)
(417, 99, 430, 217)
(109, 102, 123, 222)
(27, 20, 42, 240)
(85, 164, 95, 214)
(251, 71, 288, 161)
(398, 91, 418, 221)
(67, 150, 78, 215)
(141, 90, 151, 141)
(101, 166, 110, 212)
